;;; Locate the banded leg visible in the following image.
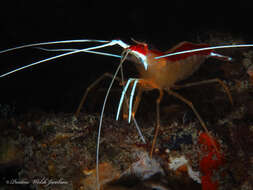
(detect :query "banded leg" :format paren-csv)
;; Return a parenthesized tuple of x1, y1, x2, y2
(150, 89, 164, 158)
(123, 87, 146, 143)
(174, 78, 233, 105)
(130, 88, 143, 120)
(122, 82, 143, 121)
(75, 72, 121, 118)
(128, 79, 139, 123)
(116, 78, 138, 121)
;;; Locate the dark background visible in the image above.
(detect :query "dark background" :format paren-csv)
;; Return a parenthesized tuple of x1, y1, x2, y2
(0, 1, 253, 114)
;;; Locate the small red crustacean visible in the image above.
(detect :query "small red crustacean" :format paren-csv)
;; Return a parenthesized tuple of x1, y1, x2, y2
(199, 132, 225, 190)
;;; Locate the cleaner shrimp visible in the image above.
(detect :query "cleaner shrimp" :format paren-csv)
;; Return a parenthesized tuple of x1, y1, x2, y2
(1, 39, 253, 190)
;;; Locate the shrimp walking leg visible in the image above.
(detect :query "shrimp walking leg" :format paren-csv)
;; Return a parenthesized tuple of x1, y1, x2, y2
(174, 78, 233, 105)
(166, 89, 208, 132)
(165, 89, 219, 152)
(75, 72, 121, 118)
(150, 90, 164, 158)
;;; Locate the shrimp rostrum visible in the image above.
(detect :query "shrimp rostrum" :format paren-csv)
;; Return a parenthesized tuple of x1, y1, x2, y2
(1, 39, 253, 190)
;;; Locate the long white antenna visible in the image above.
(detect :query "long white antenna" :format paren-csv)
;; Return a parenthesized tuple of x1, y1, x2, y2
(96, 51, 129, 190)
(155, 44, 253, 59)
(36, 47, 121, 58)
(0, 40, 128, 78)
(0, 39, 109, 54)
